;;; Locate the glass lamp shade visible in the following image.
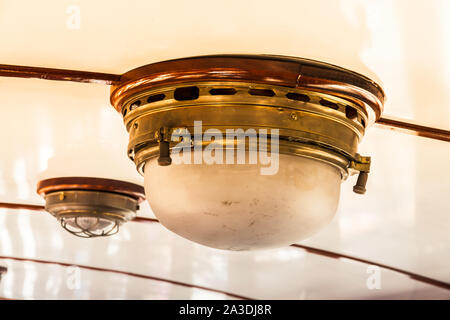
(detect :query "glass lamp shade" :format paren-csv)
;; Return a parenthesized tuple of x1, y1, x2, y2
(144, 152, 341, 250)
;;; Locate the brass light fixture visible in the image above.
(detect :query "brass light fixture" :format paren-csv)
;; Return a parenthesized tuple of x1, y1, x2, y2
(109, 55, 385, 250)
(37, 177, 145, 238)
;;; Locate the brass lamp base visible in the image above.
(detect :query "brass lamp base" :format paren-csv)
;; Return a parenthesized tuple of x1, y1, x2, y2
(110, 55, 385, 193)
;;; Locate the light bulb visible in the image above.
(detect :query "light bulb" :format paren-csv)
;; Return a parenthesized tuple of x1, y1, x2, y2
(144, 152, 341, 250)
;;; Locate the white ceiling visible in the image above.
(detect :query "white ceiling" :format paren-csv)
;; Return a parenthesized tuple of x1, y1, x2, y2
(0, 0, 449, 299)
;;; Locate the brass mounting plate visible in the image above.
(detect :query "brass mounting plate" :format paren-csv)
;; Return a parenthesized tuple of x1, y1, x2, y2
(110, 55, 385, 124)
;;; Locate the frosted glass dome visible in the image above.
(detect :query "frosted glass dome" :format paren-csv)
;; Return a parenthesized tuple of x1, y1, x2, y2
(144, 153, 341, 250)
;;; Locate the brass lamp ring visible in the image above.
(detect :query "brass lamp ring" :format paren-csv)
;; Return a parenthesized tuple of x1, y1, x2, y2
(44, 190, 138, 238)
(121, 82, 369, 132)
(119, 83, 366, 180)
(123, 83, 366, 156)
(133, 139, 351, 180)
(44, 190, 139, 217)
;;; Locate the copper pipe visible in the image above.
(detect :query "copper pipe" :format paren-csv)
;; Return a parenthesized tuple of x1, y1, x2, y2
(0, 202, 45, 212)
(376, 116, 450, 142)
(0, 256, 251, 300)
(0, 64, 120, 85)
(133, 216, 159, 224)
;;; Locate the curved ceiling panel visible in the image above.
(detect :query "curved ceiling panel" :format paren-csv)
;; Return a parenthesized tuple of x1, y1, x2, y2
(0, 209, 449, 299)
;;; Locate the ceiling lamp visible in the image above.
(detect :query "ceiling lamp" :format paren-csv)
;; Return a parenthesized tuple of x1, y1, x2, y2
(110, 54, 384, 250)
(37, 177, 145, 238)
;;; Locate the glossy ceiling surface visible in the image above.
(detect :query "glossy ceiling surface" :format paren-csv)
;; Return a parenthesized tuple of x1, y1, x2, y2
(0, 0, 449, 299)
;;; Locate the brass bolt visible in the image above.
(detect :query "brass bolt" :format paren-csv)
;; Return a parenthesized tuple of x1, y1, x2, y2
(290, 112, 298, 121)
(157, 128, 172, 166)
(353, 172, 368, 194)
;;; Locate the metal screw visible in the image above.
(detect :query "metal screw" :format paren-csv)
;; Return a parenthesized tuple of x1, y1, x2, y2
(290, 112, 298, 120)
(353, 171, 368, 194)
